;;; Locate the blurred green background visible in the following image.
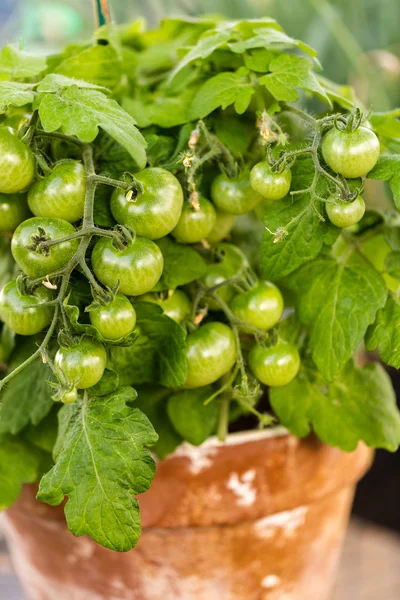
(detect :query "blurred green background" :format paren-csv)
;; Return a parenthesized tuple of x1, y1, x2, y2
(0, 0, 399, 110)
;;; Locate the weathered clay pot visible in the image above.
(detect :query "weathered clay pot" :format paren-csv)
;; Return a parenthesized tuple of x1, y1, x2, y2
(3, 429, 372, 600)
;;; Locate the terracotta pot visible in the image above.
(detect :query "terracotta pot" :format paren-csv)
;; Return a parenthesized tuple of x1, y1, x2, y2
(3, 429, 372, 600)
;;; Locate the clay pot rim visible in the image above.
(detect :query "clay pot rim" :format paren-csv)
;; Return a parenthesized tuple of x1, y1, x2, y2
(168, 425, 289, 460)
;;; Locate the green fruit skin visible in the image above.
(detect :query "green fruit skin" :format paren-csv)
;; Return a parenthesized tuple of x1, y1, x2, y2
(321, 127, 380, 179)
(138, 289, 191, 323)
(62, 388, 78, 404)
(0, 193, 30, 232)
(211, 171, 263, 215)
(0, 280, 53, 335)
(171, 197, 216, 244)
(92, 236, 164, 296)
(55, 338, 107, 389)
(0, 128, 35, 193)
(202, 243, 249, 310)
(250, 162, 292, 201)
(326, 195, 365, 228)
(231, 282, 284, 330)
(249, 342, 300, 387)
(110, 168, 183, 240)
(11, 217, 79, 278)
(90, 294, 137, 340)
(184, 322, 237, 388)
(28, 161, 86, 223)
(206, 211, 236, 244)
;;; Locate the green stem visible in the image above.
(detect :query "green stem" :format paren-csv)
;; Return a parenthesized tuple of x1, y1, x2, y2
(34, 130, 86, 147)
(89, 174, 132, 191)
(217, 393, 231, 442)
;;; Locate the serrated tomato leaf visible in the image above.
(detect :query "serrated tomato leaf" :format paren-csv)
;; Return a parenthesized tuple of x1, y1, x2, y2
(270, 361, 400, 452)
(367, 155, 400, 210)
(38, 85, 147, 168)
(0, 45, 46, 80)
(0, 434, 44, 510)
(366, 295, 400, 369)
(153, 236, 207, 291)
(37, 386, 158, 552)
(0, 81, 35, 114)
(188, 71, 254, 120)
(0, 342, 55, 435)
(285, 252, 387, 381)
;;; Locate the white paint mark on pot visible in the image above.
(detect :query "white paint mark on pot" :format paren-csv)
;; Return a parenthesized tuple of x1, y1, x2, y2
(226, 469, 257, 507)
(254, 506, 308, 539)
(261, 574, 281, 588)
(171, 443, 218, 474)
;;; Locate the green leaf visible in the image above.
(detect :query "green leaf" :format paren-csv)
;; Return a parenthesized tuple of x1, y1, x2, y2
(368, 155, 400, 210)
(153, 237, 207, 291)
(228, 27, 317, 58)
(385, 251, 400, 279)
(53, 44, 122, 89)
(259, 55, 330, 105)
(0, 434, 43, 510)
(37, 387, 158, 552)
(317, 75, 356, 110)
(122, 87, 197, 129)
(38, 73, 109, 93)
(270, 361, 400, 452)
(38, 85, 147, 169)
(135, 386, 182, 459)
(89, 368, 119, 397)
(0, 238, 18, 290)
(243, 49, 274, 72)
(24, 408, 59, 454)
(261, 196, 338, 281)
(213, 115, 254, 154)
(188, 70, 254, 120)
(0, 341, 55, 435)
(108, 303, 187, 388)
(370, 110, 400, 142)
(169, 28, 234, 83)
(366, 295, 400, 369)
(285, 252, 387, 381)
(0, 81, 35, 114)
(167, 387, 218, 446)
(0, 45, 46, 80)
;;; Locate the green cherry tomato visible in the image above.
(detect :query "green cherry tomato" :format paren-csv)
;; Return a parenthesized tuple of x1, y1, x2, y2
(55, 337, 107, 389)
(11, 217, 79, 278)
(202, 243, 249, 310)
(138, 289, 191, 323)
(110, 168, 183, 240)
(89, 294, 136, 340)
(171, 197, 216, 244)
(211, 171, 263, 215)
(61, 388, 78, 404)
(249, 342, 300, 387)
(231, 282, 284, 330)
(184, 322, 237, 388)
(92, 236, 164, 296)
(321, 126, 380, 179)
(326, 195, 365, 228)
(0, 127, 35, 194)
(0, 280, 53, 335)
(0, 193, 30, 232)
(250, 162, 292, 202)
(28, 161, 86, 223)
(206, 211, 236, 244)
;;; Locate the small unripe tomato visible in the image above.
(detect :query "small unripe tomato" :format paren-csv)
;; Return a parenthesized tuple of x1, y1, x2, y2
(55, 337, 107, 389)
(249, 342, 300, 387)
(89, 294, 136, 340)
(206, 211, 236, 244)
(138, 289, 191, 323)
(0, 127, 35, 193)
(0, 193, 30, 232)
(250, 162, 291, 202)
(171, 197, 216, 244)
(326, 195, 365, 228)
(210, 171, 263, 215)
(231, 282, 284, 330)
(321, 126, 380, 179)
(0, 280, 53, 335)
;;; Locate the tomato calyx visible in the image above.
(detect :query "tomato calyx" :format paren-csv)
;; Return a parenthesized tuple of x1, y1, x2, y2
(26, 226, 52, 256)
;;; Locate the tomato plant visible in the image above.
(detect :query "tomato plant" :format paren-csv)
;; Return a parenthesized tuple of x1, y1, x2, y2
(0, 17, 399, 554)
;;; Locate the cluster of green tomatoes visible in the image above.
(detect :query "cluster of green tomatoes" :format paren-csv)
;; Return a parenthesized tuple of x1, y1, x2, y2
(0, 117, 381, 405)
